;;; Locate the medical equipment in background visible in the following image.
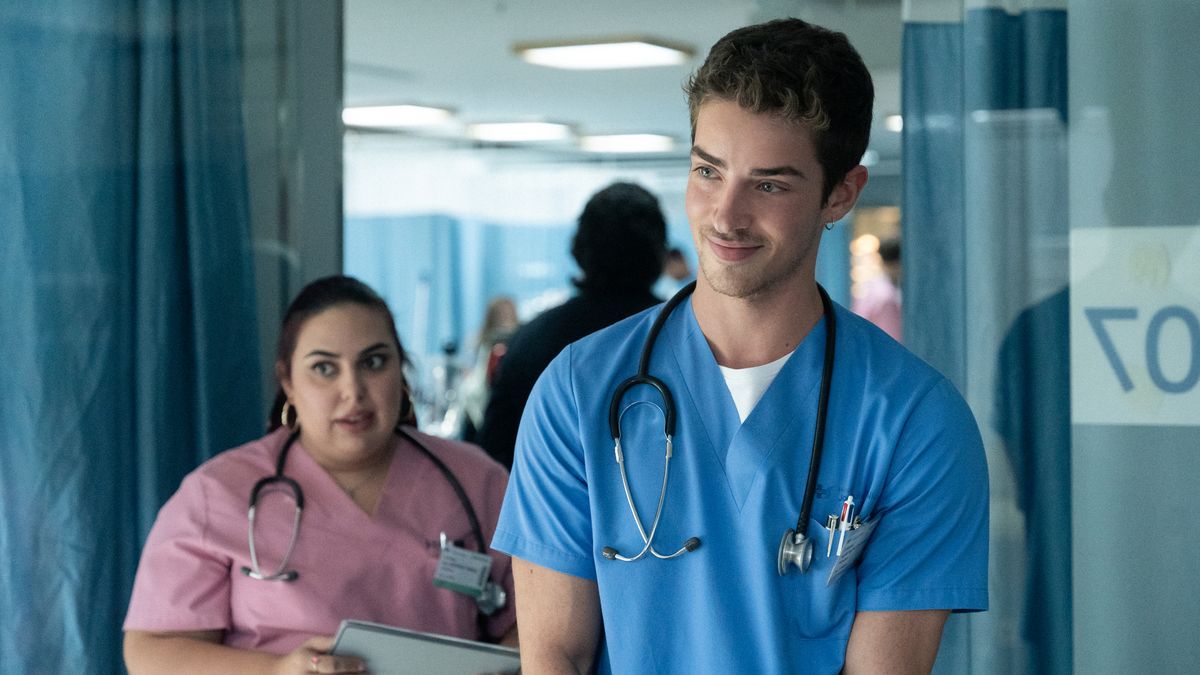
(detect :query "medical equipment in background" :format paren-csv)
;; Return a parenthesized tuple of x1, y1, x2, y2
(427, 340, 466, 438)
(241, 427, 506, 615)
(599, 280, 837, 577)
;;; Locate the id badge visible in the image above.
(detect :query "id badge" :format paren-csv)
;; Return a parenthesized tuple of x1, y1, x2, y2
(826, 517, 879, 586)
(432, 532, 493, 598)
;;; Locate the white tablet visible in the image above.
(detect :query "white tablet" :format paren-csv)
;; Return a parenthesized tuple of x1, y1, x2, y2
(329, 620, 520, 675)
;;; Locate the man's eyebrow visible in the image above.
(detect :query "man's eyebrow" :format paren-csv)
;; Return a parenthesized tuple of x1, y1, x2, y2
(750, 164, 804, 178)
(691, 145, 725, 168)
(692, 145, 805, 178)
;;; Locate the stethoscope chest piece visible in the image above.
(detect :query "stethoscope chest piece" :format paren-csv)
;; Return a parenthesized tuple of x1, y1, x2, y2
(777, 528, 813, 575)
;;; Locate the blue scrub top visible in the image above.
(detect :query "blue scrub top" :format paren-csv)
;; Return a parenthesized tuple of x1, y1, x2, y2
(493, 298, 988, 674)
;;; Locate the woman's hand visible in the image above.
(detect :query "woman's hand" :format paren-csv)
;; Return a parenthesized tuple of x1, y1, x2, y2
(276, 636, 366, 674)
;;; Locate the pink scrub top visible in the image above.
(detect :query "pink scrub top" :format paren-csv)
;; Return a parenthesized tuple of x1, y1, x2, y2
(123, 426, 516, 655)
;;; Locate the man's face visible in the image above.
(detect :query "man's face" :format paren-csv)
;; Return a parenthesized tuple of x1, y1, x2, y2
(685, 99, 862, 301)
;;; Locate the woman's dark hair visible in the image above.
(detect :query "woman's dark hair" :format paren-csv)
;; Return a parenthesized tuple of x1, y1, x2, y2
(268, 275, 415, 431)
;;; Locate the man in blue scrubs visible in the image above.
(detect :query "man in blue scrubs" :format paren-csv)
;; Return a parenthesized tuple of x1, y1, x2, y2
(493, 18, 988, 674)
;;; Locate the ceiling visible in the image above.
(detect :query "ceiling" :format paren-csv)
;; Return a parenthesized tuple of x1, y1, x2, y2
(344, 0, 904, 174)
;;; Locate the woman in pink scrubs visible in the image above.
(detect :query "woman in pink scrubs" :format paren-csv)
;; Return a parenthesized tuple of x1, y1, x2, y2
(123, 276, 517, 674)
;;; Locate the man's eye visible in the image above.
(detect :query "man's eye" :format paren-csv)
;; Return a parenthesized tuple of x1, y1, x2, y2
(759, 182, 779, 193)
(694, 166, 714, 178)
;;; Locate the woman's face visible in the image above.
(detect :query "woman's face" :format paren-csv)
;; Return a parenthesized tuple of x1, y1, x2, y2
(280, 303, 403, 469)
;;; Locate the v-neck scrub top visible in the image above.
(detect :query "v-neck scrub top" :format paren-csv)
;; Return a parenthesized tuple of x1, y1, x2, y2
(124, 426, 516, 654)
(493, 299, 988, 675)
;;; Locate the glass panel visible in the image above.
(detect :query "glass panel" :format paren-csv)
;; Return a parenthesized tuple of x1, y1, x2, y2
(1068, 1, 1200, 671)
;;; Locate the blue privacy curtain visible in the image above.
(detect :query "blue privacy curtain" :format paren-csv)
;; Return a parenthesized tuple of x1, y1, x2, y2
(903, 2, 1068, 673)
(345, 213, 577, 399)
(0, 2, 260, 673)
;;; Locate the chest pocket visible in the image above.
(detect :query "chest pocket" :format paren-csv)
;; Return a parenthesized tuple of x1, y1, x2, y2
(780, 492, 863, 641)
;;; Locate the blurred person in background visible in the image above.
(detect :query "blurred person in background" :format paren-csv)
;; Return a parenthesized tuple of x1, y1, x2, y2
(852, 236, 903, 342)
(478, 181, 667, 470)
(460, 295, 520, 441)
(656, 246, 696, 298)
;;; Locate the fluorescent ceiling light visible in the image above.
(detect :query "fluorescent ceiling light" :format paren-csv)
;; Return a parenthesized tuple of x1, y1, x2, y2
(581, 134, 676, 153)
(468, 122, 572, 143)
(885, 115, 904, 133)
(515, 38, 693, 70)
(342, 105, 453, 128)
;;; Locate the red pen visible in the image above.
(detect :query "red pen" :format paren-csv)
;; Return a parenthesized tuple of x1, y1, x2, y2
(836, 495, 855, 556)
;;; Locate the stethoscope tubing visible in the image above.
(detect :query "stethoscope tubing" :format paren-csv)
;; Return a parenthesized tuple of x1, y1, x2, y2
(607, 280, 694, 441)
(795, 285, 836, 538)
(245, 426, 489, 573)
(396, 426, 489, 554)
(612, 427, 689, 561)
(244, 430, 305, 581)
(603, 281, 697, 562)
(605, 281, 836, 567)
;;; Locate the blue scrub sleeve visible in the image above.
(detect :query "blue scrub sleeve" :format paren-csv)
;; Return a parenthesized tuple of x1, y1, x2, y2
(856, 378, 990, 612)
(492, 345, 598, 580)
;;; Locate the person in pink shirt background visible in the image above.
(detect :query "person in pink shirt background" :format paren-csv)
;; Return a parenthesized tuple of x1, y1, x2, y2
(852, 236, 903, 342)
(123, 275, 517, 674)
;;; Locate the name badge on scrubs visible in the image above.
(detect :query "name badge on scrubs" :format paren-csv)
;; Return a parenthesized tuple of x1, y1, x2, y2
(433, 532, 492, 598)
(826, 517, 879, 586)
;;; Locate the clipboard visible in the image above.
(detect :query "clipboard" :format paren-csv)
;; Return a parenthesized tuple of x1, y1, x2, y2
(329, 619, 520, 675)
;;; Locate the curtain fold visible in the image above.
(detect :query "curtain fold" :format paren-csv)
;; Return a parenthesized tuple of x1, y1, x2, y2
(0, 2, 260, 673)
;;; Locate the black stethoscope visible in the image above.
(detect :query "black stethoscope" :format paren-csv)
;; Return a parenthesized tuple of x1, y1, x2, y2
(241, 426, 507, 614)
(601, 280, 836, 577)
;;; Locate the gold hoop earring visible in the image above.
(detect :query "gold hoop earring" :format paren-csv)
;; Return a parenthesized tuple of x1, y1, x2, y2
(281, 401, 294, 429)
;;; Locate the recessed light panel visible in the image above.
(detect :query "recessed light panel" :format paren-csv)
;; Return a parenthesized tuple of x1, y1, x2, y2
(342, 105, 453, 128)
(580, 134, 676, 153)
(467, 122, 572, 143)
(515, 38, 692, 70)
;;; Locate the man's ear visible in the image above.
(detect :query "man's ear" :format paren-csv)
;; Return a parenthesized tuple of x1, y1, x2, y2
(821, 164, 869, 224)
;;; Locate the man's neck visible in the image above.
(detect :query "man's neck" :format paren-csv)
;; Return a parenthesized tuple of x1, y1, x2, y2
(691, 278, 825, 369)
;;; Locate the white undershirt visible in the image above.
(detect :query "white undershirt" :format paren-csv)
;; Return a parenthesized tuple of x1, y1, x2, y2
(718, 350, 794, 423)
